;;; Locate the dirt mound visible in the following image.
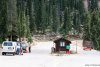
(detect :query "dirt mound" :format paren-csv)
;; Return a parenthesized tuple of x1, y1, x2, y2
(32, 34, 83, 41)
(66, 35, 82, 41)
(33, 34, 62, 41)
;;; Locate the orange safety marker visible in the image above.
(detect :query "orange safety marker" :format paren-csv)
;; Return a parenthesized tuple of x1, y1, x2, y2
(25, 50, 29, 53)
(66, 51, 70, 54)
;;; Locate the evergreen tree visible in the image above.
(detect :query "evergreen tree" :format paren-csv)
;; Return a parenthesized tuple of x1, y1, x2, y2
(60, 7, 71, 36)
(0, 0, 8, 42)
(83, 13, 91, 40)
(83, 10, 100, 50)
(8, 0, 18, 41)
(27, 0, 36, 34)
(17, 0, 30, 41)
(34, 0, 42, 33)
(51, 5, 58, 33)
(88, 0, 98, 12)
(90, 10, 100, 50)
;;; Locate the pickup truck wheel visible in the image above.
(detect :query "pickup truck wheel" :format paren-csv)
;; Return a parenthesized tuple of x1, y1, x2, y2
(13, 53, 15, 56)
(2, 52, 4, 55)
(4, 53, 6, 55)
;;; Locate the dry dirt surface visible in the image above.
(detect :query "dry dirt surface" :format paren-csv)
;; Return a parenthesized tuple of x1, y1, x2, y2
(0, 40, 100, 67)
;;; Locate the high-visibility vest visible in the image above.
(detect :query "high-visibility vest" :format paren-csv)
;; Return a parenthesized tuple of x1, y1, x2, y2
(66, 45, 70, 49)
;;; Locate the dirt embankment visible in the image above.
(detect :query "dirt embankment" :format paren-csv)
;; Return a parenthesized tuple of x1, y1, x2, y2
(32, 35, 82, 41)
(32, 34, 62, 41)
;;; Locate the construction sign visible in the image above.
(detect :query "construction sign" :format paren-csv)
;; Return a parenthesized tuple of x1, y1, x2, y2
(83, 40, 94, 48)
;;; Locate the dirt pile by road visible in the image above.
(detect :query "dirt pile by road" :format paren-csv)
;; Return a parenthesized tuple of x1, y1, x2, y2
(33, 34, 62, 41)
(32, 34, 82, 41)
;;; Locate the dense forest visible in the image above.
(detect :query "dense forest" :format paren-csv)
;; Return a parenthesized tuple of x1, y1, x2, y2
(0, 0, 100, 50)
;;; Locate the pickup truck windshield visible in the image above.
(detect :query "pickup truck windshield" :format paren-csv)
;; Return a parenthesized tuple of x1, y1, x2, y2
(3, 42, 12, 46)
(3, 42, 7, 46)
(8, 43, 12, 46)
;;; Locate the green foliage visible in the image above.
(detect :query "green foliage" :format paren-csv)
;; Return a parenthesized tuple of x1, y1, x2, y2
(0, 0, 8, 42)
(51, 5, 58, 33)
(88, 0, 98, 12)
(83, 10, 100, 50)
(28, 35, 33, 44)
(60, 7, 71, 36)
(83, 13, 91, 40)
(0, 0, 100, 50)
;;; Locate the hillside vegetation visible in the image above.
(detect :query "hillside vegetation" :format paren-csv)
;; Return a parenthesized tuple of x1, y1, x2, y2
(0, 0, 100, 50)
